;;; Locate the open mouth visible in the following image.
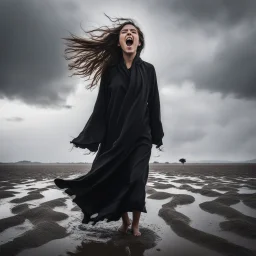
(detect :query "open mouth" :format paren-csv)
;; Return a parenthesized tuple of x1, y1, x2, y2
(126, 37, 133, 46)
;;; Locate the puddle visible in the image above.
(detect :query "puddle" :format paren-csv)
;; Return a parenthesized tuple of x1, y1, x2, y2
(211, 189, 225, 194)
(231, 201, 256, 218)
(0, 219, 34, 245)
(237, 187, 256, 194)
(144, 197, 222, 256)
(0, 174, 79, 219)
(185, 183, 203, 189)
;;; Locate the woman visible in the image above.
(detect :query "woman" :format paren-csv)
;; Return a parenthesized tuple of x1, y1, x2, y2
(54, 14, 164, 237)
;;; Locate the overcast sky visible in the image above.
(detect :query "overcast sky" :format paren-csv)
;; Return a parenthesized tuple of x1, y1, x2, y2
(1, 0, 256, 163)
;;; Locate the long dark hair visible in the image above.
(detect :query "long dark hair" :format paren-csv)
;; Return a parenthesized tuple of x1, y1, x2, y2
(62, 13, 145, 90)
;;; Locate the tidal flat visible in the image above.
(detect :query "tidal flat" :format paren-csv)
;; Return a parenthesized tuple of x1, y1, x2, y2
(0, 163, 255, 256)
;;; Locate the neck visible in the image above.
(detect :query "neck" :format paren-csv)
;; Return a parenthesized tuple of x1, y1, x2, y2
(122, 52, 137, 69)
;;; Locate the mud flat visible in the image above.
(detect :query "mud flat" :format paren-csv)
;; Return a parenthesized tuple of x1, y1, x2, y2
(0, 163, 255, 256)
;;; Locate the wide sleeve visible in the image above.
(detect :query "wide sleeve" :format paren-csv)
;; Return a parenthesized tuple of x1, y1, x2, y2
(70, 68, 109, 152)
(148, 65, 164, 148)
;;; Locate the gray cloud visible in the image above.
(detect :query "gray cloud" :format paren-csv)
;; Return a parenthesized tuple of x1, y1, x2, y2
(171, 127, 207, 144)
(5, 117, 24, 122)
(191, 27, 256, 100)
(159, 84, 256, 162)
(152, 0, 256, 100)
(0, 0, 83, 108)
(64, 105, 73, 109)
(163, 0, 256, 31)
(1, 0, 256, 107)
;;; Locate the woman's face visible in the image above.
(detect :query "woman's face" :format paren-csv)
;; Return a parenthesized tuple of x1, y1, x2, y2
(118, 24, 141, 54)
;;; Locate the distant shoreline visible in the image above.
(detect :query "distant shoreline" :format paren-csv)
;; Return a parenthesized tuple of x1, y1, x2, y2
(0, 162, 255, 165)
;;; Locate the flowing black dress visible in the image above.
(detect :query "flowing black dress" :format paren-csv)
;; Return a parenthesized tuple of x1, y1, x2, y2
(54, 53, 164, 225)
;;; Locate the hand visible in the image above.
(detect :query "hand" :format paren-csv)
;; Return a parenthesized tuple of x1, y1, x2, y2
(156, 144, 164, 152)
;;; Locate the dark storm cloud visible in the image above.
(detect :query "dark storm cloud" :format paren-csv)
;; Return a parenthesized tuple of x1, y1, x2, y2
(0, 0, 83, 108)
(163, 0, 256, 30)
(191, 28, 256, 100)
(1, 0, 256, 106)
(5, 117, 24, 122)
(156, 0, 256, 100)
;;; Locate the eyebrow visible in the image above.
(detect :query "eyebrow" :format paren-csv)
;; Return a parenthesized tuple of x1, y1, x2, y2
(121, 29, 137, 32)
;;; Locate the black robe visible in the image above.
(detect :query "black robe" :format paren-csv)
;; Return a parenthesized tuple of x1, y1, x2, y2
(54, 53, 164, 225)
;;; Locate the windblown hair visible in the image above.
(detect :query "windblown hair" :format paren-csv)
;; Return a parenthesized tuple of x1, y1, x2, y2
(62, 13, 145, 90)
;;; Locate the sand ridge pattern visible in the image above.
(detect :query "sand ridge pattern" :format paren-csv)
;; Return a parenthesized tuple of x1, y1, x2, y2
(147, 166, 256, 255)
(0, 163, 255, 255)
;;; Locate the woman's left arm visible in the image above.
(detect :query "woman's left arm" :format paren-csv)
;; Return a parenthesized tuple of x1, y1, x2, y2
(148, 65, 164, 148)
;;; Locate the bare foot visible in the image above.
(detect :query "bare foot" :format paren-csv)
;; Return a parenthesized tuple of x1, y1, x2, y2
(132, 226, 141, 236)
(118, 219, 131, 233)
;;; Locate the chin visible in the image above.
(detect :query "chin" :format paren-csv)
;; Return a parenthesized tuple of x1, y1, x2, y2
(124, 51, 135, 54)
(123, 48, 137, 54)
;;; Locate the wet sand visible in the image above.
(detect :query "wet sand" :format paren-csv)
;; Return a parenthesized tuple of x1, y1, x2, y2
(0, 163, 256, 256)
